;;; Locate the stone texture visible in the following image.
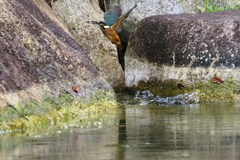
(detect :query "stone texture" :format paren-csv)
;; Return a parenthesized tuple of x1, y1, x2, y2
(50, 0, 125, 88)
(0, 0, 113, 107)
(125, 10, 240, 86)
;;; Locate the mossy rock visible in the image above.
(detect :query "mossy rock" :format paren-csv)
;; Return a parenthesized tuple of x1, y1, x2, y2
(196, 78, 240, 101)
(0, 90, 118, 135)
(123, 78, 240, 102)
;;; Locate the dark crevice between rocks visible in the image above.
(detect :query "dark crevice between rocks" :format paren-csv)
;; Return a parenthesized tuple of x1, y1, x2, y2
(45, 0, 58, 8)
(98, 0, 107, 12)
(117, 41, 127, 71)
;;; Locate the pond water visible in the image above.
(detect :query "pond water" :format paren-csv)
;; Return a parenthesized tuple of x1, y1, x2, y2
(1, 101, 240, 160)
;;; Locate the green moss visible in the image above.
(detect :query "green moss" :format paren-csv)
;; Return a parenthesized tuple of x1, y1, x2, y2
(123, 78, 240, 102)
(124, 79, 194, 97)
(194, 0, 240, 13)
(196, 78, 240, 101)
(0, 90, 118, 135)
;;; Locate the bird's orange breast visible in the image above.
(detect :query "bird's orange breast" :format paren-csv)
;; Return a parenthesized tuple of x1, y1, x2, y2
(101, 28, 120, 43)
(99, 27, 123, 50)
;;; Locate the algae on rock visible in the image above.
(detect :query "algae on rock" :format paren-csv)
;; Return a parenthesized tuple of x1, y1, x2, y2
(0, 90, 118, 136)
(126, 78, 240, 102)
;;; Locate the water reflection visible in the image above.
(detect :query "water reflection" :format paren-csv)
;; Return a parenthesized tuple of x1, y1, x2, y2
(123, 103, 240, 160)
(1, 102, 240, 160)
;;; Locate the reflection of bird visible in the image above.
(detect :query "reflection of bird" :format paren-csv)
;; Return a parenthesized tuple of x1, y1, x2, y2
(87, 5, 137, 71)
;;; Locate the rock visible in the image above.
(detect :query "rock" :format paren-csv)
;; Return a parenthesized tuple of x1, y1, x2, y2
(125, 10, 240, 87)
(50, 0, 125, 88)
(0, 0, 113, 107)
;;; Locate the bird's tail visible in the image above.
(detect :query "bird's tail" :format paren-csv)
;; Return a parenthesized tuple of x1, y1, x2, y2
(116, 42, 124, 50)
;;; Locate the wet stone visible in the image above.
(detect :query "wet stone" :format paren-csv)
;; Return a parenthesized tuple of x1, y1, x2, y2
(134, 90, 199, 105)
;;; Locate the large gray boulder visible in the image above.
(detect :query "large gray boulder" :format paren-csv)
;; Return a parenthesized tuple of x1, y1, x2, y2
(0, 0, 113, 107)
(125, 9, 240, 87)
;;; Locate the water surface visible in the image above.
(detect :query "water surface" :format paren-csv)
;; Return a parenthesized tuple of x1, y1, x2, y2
(1, 102, 240, 160)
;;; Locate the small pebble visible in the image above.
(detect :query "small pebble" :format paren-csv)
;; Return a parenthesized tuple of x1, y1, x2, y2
(122, 144, 130, 148)
(182, 151, 190, 157)
(68, 124, 79, 128)
(62, 125, 68, 129)
(34, 135, 41, 138)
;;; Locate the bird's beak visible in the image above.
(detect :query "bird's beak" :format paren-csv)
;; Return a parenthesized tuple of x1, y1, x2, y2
(86, 21, 99, 24)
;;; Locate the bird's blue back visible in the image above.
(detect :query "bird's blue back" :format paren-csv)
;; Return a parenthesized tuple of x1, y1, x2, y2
(104, 15, 119, 26)
(104, 6, 121, 26)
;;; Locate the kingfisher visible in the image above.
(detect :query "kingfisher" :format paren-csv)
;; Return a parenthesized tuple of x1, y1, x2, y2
(87, 4, 136, 50)
(87, 4, 137, 71)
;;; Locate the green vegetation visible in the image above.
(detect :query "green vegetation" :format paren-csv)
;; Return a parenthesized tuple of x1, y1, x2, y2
(0, 90, 118, 135)
(194, 0, 240, 13)
(196, 78, 240, 101)
(125, 78, 240, 102)
(126, 79, 192, 97)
